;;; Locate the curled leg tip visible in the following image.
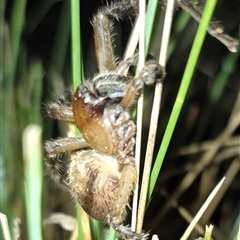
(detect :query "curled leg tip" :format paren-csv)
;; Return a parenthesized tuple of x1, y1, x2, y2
(112, 223, 149, 240)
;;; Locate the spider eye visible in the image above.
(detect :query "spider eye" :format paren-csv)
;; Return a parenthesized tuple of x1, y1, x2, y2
(81, 86, 89, 93)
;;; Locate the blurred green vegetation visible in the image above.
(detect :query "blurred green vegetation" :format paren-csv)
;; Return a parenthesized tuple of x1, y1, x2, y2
(1, 0, 239, 240)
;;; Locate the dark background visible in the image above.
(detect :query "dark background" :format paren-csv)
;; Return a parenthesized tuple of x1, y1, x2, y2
(3, 0, 240, 239)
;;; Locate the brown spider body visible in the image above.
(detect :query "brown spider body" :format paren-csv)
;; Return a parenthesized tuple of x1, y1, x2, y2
(44, 1, 162, 239)
(44, 0, 238, 238)
(71, 73, 139, 225)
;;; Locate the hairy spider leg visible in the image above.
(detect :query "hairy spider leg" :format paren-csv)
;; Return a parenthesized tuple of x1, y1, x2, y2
(116, 54, 139, 75)
(44, 109, 89, 193)
(92, 0, 138, 73)
(174, 0, 238, 52)
(45, 89, 75, 122)
(45, 137, 89, 159)
(45, 91, 89, 159)
(108, 158, 149, 240)
(45, 153, 72, 192)
(120, 59, 164, 109)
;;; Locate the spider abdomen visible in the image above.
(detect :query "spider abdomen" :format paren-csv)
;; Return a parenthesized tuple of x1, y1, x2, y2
(69, 150, 121, 221)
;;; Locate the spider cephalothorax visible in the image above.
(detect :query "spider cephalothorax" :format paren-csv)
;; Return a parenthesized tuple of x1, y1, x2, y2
(44, 0, 162, 239)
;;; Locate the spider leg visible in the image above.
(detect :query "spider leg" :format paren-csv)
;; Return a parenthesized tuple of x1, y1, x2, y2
(45, 103, 74, 122)
(174, 0, 238, 52)
(92, 0, 138, 73)
(45, 89, 75, 122)
(44, 88, 89, 192)
(120, 59, 165, 109)
(108, 158, 148, 240)
(115, 54, 139, 75)
(44, 136, 89, 159)
(44, 136, 89, 193)
(45, 153, 72, 191)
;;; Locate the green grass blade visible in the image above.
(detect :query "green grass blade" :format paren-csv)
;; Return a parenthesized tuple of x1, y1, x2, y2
(50, 0, 70, 75)
(145, 0, 159, 51)
(70, 1, 98, 239)
(148, 0, 218, 198)
(71, 0, 83, 89)
(23, 125, 43, 240)
(76, 206, 84, 240)
(109, 226, 117, 240)
(70, 1, 84, 239)
(8, 0, 27, 87)
(210, 46, 240, 105)
(90, 219, 104, 240)
(167, 12, 191, 59)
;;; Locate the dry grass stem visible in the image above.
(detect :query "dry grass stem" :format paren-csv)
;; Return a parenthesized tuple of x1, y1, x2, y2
(136, 0, 175, 233)
(167, 198, 205, 236)
(200, 156, 240, 224)
(131, 0, 145, 232)
(78, 208, 91, 240)
(176, 0, 238, 52)
(69, 224, 78, 240)
(180, 177, 225, 240)
(124, 17, 140, 60)
(0, 213, 11, 240)
(149, 91, 240, 229)
(176, 135, 240, 156)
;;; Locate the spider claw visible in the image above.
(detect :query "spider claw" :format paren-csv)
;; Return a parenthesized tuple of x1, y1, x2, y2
(112, 223, 149, 240)
(140, 60, 166, 85)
